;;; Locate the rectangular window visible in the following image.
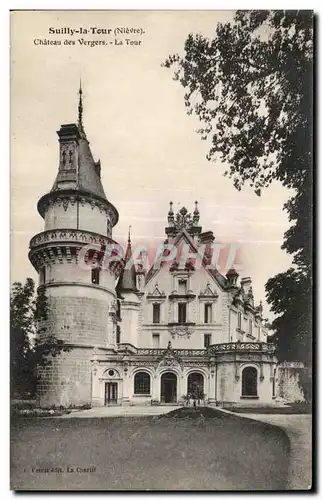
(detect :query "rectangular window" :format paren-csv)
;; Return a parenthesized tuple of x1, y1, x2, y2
(178, 303, 187, 324)
(116, 325, 121, 344)
(238, 312, 242, 330)
(204, 304, 212, 324)
(249, 319, 253, 335)
(258, 326, 261, 340)
(152, 334, 160, 348)
(178, 280, 187, 295)
(204, 334, 211, 348)
(91, 267, 100, 285)
(153, 303, 161, 324)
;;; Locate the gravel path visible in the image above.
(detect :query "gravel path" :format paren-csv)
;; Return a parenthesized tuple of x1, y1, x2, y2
(218, 409, 312, 490)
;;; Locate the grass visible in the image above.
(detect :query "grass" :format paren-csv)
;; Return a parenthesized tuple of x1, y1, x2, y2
(11, 408, 290, 491)
(227, 403, 312, 415)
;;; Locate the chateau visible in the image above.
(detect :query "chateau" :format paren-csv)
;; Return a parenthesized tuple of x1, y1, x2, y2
(28, 89, 302, 408)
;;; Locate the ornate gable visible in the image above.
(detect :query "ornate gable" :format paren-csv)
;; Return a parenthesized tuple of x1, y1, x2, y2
(198, 282, 219, 300)
(146, 283, 166, 301)
(157, 341, 183, 369)
(166, 202, 202, 238)
(144, 203, 228, 291)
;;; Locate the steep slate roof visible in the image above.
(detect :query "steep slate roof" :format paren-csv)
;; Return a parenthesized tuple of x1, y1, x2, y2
(77, 138, 107, 200)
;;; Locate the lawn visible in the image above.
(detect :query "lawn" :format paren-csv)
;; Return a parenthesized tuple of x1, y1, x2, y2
(11, 408, 290, 491)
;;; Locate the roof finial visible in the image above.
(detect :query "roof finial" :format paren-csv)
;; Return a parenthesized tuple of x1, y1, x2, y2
(167, 201, 174, 226)
(78, 79, 84, 134)
(128, 225, 132, 245)
(193, 200, 200, 226)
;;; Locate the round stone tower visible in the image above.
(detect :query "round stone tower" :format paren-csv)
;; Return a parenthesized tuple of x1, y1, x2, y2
(29, 86, 121, 407)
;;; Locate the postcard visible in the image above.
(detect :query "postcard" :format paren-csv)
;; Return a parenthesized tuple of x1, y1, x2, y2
(10, 10, 313, 491)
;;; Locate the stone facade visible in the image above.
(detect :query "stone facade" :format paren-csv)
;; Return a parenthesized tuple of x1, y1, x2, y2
(29, 92, 302, 408)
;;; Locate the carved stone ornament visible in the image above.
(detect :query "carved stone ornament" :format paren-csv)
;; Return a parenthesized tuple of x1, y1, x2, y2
(62, 198, 69, 212)
(174, 207, 193, 231)
(199, 281, 218, 299)
(147, 283, 166, 300)
(157, 341, 183, 369)
(169, 325, 194, 339)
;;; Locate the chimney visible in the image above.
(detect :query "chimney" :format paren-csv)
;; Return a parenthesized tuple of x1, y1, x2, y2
(240, 277, 252, 296)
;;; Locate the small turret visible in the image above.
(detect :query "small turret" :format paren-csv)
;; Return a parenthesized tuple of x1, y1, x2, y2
(193, 201, 200, 226)
(116, 227, 141, 347)
(116, 226, 138, 296)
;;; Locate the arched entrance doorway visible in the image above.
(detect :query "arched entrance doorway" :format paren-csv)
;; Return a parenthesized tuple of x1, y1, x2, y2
(160, 372, 177, 403)
(187, 373, 204, 399)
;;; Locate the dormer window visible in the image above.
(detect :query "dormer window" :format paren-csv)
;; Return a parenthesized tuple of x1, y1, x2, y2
(178, 303, 187, 324)
(153, 303, 161, 324)
(178, 279, 187, 295)
(204, 304, 212, 324)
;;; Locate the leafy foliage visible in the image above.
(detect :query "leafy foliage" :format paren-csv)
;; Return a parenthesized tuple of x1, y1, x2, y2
(164, 10, 313, 370)
(10, 278, 36, 397)
(10, 278, 71, 398)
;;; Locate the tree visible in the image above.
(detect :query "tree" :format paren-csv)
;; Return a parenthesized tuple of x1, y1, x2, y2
(10, 278, 35, 397)
(163, 11, 313, 372)
(10, 278, 71, 399)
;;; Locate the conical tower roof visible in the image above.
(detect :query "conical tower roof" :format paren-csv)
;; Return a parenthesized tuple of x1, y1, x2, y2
(37, 83, 118, 225)
(116, 227, 138, 296)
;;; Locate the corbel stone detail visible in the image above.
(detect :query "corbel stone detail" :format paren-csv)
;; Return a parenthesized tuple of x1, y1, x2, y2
(42, 195, 115, 222)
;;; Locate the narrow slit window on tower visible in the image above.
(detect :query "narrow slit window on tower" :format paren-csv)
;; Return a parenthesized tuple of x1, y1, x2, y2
(40, 266, 46, 285)
(116, 325, 121, 344)
(117, 300, 121, 320)
(178, 303, 187, 324)
(249, 319, 253, 335)
(91, 267, 100, 285)
(204, 304, 212, 324)
(153, 303, 160, 324)
(238, 312, 242, 330)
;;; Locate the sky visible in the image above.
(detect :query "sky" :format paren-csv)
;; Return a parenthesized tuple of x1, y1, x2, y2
(10, 10, 294, 320)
